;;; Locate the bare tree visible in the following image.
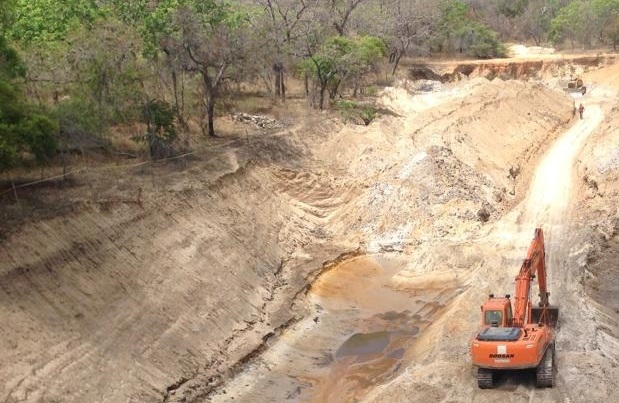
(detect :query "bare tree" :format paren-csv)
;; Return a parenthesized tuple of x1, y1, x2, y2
(352, 0, 437, 74)
(260, 0, 318, 100)
(386, 0, 437, 74)
(168, 5, 246, 137)
(328, 0, 369, 35)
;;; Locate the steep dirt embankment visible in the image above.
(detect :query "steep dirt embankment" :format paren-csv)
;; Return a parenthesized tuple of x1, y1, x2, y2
(0, 124, 355, 402)
(574, 97, 619, 365)
(410, 54, 617, 82)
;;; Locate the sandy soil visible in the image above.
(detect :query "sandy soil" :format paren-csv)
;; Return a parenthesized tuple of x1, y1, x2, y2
(1, 51, 619, 403)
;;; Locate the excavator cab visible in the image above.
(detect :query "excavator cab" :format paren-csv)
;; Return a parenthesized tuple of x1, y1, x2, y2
(480, 294, 513, 327)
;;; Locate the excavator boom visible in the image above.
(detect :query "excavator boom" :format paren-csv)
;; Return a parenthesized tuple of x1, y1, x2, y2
(512, 228, 557, 327)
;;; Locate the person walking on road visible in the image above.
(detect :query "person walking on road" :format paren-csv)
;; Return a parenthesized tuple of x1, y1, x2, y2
(578, 103, 585, 119)
(573, 102, 577, 119)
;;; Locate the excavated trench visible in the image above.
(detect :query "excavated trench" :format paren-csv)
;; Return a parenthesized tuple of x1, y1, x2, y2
(3, 58, 619, 403)
(204, 86, 613, 402)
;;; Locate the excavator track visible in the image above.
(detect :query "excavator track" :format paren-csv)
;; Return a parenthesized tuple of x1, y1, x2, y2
(477, 367, 494, 389)
(536, 344, 554, 387)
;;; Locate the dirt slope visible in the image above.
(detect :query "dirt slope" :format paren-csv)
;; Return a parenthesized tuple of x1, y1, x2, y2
(360, 70, 619, 403)
(0, 125, 355, 402)
(2, 61, 618, 403)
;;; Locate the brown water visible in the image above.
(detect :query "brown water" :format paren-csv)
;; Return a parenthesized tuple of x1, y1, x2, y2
(209, 254, 464, 402)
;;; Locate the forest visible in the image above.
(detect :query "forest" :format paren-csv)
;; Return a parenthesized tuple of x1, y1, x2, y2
(1, 0, 619, 172)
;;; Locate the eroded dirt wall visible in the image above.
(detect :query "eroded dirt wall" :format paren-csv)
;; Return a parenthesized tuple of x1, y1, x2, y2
(409, 55, 618, 82)
(0, 149, 350, 402)
(574, 100, 619, 363)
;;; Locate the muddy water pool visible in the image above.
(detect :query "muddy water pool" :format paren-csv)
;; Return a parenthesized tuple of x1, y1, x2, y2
(210, 254, 463, 402)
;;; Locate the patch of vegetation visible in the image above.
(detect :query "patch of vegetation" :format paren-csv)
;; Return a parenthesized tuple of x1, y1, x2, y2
(139, 99, 178, 160)
(298, 35, 387, 109)
(432, 0, 506, 58)
(0, 36, 58, 172)
(335, 100, 378, 126)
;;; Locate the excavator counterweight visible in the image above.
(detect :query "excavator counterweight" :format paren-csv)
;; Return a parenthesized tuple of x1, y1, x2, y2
(470, 228, 559, 389)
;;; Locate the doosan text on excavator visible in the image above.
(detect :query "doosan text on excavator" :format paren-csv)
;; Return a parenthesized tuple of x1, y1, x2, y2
(470, 227, 559, 388)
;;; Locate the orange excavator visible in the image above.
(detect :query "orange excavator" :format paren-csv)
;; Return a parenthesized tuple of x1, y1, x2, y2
(470, 228, 559, 388)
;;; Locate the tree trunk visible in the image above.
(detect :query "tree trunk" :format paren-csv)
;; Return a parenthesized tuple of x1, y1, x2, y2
(206, 92, 216, 137)
(171, 70, 187, 129)
(280, 72, 286, 100)
(11, 177, 20, 206)
(273, 62, 286, 101)
(275, 70, 281, 97)
(329, 79, 341, 100)
(202, 71, 217, 137)
(334, 23, 344, 36)
(392, 52, 403, 75)
(319, 82, 327, 109)
(389, 51, 396, 63)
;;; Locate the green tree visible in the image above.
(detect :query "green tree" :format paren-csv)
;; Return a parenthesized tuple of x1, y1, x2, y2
(455, 22, 506, 58)
(434, 0, 506, 58)
(549, 0, 595, 47)
(141, 99, 177, 159)
(65, 19, 146, 124)
(300, 53, 337, 109)
(1, 0, 59, 172)
(10, 0, 103, 43)
(19, 113, 58, 163)
(0, 37, 58, 171)
(299, 35, 386, 109)
(593, 0, 619, 49)
(0, 78, 21, 170)
(0, 0, 16, 30)
(133, 0, 248, 137)
(9, 0, 146, 160)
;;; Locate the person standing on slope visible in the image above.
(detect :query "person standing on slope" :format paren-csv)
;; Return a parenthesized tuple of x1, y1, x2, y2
(578, 103, 585, 119)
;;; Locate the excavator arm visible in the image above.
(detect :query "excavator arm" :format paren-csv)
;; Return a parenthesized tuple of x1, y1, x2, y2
(512, 228, 557, 327)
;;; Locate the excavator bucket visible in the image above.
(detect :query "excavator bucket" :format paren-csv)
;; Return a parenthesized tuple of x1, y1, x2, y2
(532, 305, 559, 326)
